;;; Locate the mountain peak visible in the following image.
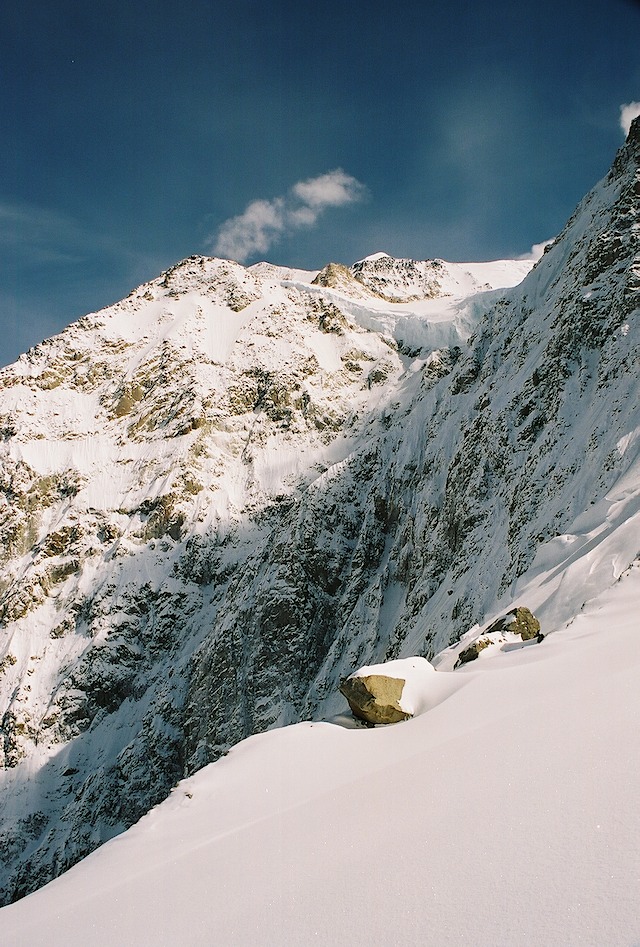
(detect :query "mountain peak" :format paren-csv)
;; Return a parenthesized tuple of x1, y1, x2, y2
(610, 112, 640, 178)
(0, 128, 638, 909)
(356, 251, 393, 263)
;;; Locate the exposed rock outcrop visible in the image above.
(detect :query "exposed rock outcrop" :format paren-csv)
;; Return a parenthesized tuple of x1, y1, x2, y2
(485, 606, 541, 641)
(454, 638, 492, 667)
(454, 607, 542, 668)
(339, 674, 410, 724)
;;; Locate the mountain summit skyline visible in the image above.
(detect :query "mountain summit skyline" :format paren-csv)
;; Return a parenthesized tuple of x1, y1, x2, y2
(2, 0, 639, 369)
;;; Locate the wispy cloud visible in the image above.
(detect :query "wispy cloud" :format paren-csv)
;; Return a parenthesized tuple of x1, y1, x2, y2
(210, 169, 367, 263)
(516, 239, 554, 262)
(619, 102, 640, 136)
(0, 202, 90, 264)
(0, 199, 164, 279)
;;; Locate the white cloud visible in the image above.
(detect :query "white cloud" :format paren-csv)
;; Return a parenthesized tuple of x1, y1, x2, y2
(212, 198, 286, 262)
(210, 169, 366, 263)
(292, 169, 366, 209)
(286, 205, 318, 228)
(517, 239, 554, 262)
(619, 102, 640, 136)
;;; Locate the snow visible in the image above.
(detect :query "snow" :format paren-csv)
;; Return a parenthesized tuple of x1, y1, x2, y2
(2, 542, 638, 946)
(1, 250, 531, 531)
(346, 255, 535, 293)
(281, 256, 534, 354)
(355, 250, 393, 262)
(430, 454, 640, 673)
(460, 257, 535, 287)
(0, 206, 637, 942)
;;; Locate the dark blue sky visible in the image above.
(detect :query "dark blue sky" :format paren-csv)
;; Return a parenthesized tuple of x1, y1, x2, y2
(1, 0, 639, 366)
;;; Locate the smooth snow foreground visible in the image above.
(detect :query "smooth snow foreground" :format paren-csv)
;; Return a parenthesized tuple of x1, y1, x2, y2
(2, 562, 639, 946)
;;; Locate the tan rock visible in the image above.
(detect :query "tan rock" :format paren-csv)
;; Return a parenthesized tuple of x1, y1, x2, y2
(339, 673, 411, 725)
(454, 637, 492, 668)
(486, 606, 541, 641)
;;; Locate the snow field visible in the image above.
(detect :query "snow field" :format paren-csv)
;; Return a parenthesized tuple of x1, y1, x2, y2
(2, 556, 638, 946)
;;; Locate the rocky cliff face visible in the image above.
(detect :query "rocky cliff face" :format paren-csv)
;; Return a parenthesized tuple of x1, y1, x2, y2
(0, 119, 638, 904)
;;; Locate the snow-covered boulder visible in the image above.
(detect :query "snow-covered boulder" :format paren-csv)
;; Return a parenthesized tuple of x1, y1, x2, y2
(339, 657, 436, 724)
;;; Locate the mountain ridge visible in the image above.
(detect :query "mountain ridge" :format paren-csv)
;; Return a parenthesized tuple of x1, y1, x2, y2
(0, 118, 638, 905)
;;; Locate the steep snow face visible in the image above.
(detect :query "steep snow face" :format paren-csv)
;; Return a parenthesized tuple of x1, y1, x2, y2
(0, 119, 638, 906)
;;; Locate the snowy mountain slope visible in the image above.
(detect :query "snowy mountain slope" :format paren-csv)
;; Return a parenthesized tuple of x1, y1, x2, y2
(0, 118, 638, 906)
(0, 248, 532, 902)
(1, 553, 638, 946)
(348, 251, 533, 301)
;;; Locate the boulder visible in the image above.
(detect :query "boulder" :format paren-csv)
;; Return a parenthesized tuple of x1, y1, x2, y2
(485, 606, 541, 641)
(453, 606, 543, 669)
(454, 637, 491, 668)
(339, 673, 411, 725)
